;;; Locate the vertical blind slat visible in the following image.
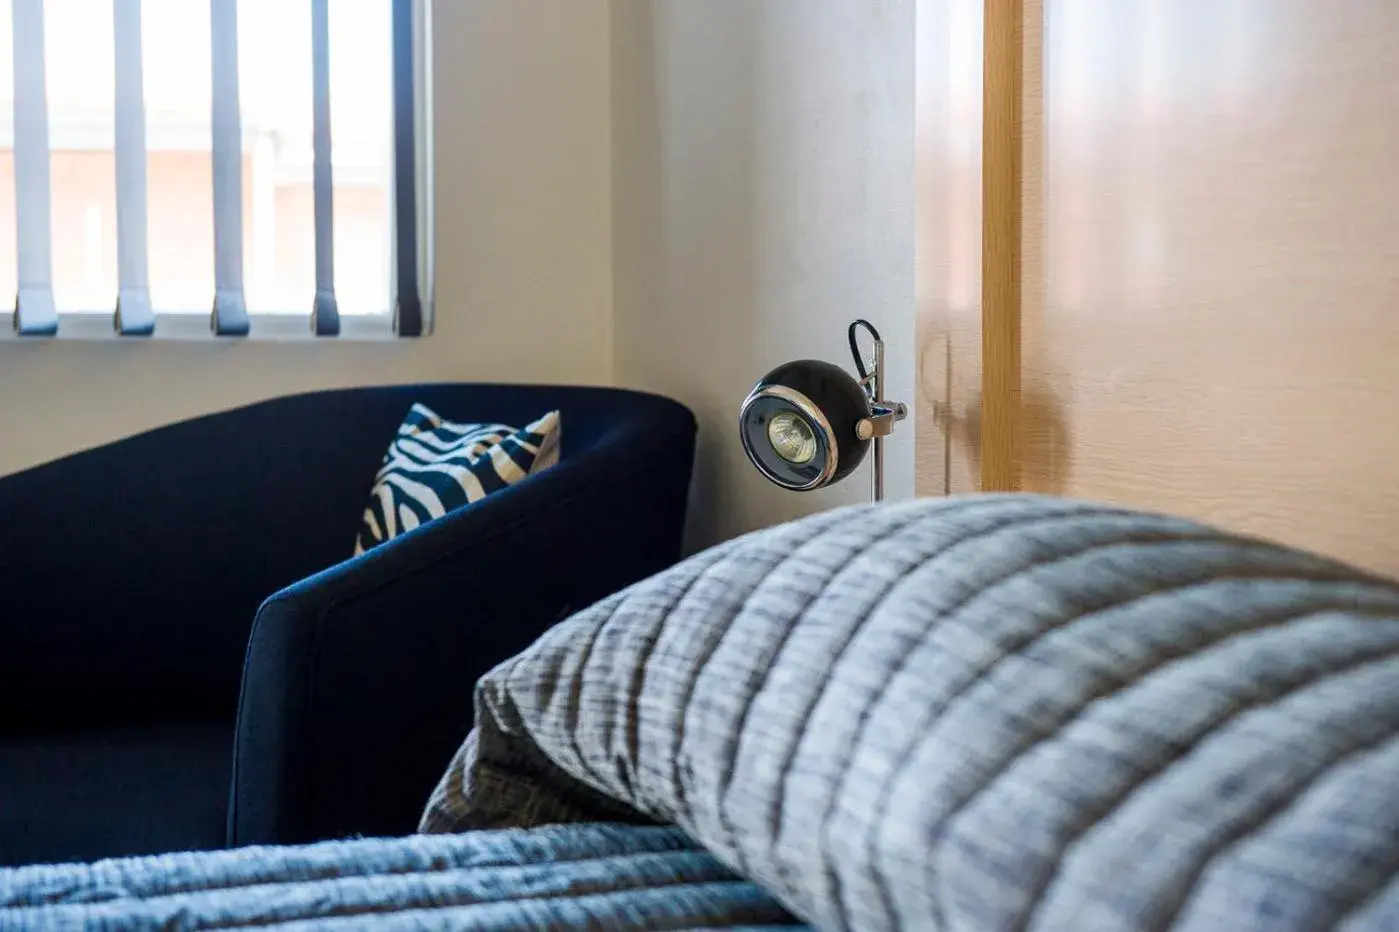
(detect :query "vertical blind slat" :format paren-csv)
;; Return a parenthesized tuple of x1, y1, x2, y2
(391, 0, 421, 337)
(310, 0, 338, 335)
(11, 0, 57, 335)
(113, 0, 153, 335)
(209, 0, 247, 335)
(10, 0, 419, 339)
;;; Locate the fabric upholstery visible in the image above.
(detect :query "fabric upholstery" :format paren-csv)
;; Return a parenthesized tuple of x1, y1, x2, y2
(0, 824, 805, 930)
(354, 404, 561, 555)
(0, 722, 229, 867)
(0, 384, 691, 729)
(229, 385, 696, 847)
(0, 384, 695, 865)
(422, 495, 1399, 932)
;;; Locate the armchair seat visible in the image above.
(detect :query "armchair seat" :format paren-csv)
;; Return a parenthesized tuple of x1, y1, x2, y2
(0, 383, 695, 866)
(0, 722, 230, 866)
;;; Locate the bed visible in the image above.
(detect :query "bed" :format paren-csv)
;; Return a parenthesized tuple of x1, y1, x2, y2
(4, 496, 1398, 930)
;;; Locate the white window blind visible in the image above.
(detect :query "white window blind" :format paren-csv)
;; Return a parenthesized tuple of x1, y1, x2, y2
(0, 0, 430, 339)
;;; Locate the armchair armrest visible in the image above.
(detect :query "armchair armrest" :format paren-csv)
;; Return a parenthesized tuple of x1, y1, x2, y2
(227, 416, 694, 847)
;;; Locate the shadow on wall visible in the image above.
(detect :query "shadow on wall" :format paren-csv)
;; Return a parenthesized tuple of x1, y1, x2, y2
(926, 387, 1073, 496)
(916, 324, 1072, 496)
(1022, 379, 1072, 495)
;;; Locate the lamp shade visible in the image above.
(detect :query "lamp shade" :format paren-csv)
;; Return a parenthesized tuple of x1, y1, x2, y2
(738, 359, 872, 491)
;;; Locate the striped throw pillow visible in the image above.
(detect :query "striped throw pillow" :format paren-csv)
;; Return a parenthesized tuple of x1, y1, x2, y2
(354, 404, 562, 555)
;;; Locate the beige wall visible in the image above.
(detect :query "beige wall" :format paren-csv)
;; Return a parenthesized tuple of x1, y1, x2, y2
(0, 0, 614, 477)
(611, 0, 916, 549)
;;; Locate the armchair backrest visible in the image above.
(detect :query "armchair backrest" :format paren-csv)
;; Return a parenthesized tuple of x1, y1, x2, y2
(0, 383, 695, 730)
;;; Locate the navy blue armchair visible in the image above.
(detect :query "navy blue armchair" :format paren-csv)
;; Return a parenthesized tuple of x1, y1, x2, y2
(0, 384, 696, 866)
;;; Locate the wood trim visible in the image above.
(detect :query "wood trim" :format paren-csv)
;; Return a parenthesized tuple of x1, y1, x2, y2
(980, 0, 1026, 491)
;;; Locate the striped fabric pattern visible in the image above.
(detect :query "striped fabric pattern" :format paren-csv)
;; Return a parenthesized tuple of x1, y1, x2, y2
(422, 494, 1399, 932)
(0, 823, 805, 930)
(355, 404, 561, 555)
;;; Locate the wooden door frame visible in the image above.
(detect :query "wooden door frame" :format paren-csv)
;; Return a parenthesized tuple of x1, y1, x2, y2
(980, 0, 1035, 491)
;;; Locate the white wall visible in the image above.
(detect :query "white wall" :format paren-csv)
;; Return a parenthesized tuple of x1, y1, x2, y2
(0, 0, 614, 477)
(611, 0, 916, 548)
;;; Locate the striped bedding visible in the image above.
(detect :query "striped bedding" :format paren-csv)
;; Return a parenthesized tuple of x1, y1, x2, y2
(424, 495, 1399, 931)
(0, 823, 802, 931)
(6, 494, 1399, 930)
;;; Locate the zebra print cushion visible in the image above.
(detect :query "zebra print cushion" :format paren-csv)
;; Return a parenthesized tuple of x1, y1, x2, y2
(354, 404, 561, 555)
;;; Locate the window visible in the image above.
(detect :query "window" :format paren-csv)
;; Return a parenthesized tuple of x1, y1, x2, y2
(0, 0, 430, 340)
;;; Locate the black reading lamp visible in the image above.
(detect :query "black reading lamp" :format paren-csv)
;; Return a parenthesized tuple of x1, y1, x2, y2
(738, 319, 908, 502)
